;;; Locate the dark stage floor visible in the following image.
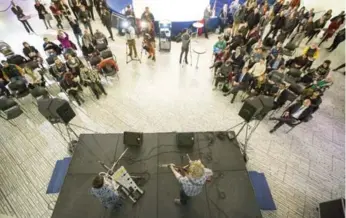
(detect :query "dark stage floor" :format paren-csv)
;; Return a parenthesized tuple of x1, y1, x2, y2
(52, 132, 262, 218)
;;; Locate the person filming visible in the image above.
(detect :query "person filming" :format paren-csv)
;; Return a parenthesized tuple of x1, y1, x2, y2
(125, 24, 138, 59)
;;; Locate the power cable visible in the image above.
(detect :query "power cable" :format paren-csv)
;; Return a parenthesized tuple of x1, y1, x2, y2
(0, 3, 11, 12)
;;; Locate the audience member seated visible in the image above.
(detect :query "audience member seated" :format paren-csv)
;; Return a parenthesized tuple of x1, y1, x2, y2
(43, 37, 62, 56)
(97, 57, 119, 74)
(22, 42, 40, 61)
(66, 54, 83, 77)
(302, 44, 319, 70)
(213, 36, 227, 56)
(306, 77, 333, 93)
(308, 91, 322, 113)
(1, 60, 26, 83)
(224, 66, 252, 103)
(213, 60, 232, 90)
(229, 47, 245, 70)
(249, 57, 266, 79)
(267, 53, 285, 71)
(0, 72, 11, 97)
(228, 32, 245, 51)
(80, 66, 107, 99)
(268, 65, 286, 84)
(249, 47, 264, 68)
(60, 72, 84, 106)
(93, 29, 108, 46)
(269, 99, 312, 133)
(50, 58, 67, 81)
(267, 42, 283, 62)
(272, 82, 289, 109)
(248, 74, 271, 97)
(315, 60, 331, 79)
(287, 54, 308, 70)
(23, 67, 43, 89)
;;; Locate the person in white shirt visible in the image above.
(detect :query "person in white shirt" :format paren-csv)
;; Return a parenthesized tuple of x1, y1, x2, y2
(249, 57, 266, 78)
(125, 25, 138, 58)
(269, 99, 312, 133)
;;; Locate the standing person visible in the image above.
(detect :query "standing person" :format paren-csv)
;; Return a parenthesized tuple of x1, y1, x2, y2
(168, 160, 213, 205)
(327, 28, 345, 52)
(258, 11, 270, 36)
(219, 4, 230, 33)
(80, 0, 95, 21)
(125, 25, 138, 59)
(101, 7, 114, 40)
(67, 0, 80, 20)
(56, 0, 72, 22)
(69, 19, 83, 48)
(94, 0, 102, 18)
(323, 10, 333, 22)
(246, 8, 260, 31)
(232, 5, 246, 36)
(229, 0, 240, 16)
(34, 0, 52, 29)
(57, 30, 76, 50)
(79, 5, 93, 35)
(90, 175, 122, 209)
(265, 11, 285, 39)
(203, 5, 212, 39)
(179, 29, 190, 64)
(11, 1, 35, 34)
(306, 16, 326, 43)
(49, 2, 64, 29)
(282, 13, 297, 40)
(140, 7, 155, 23)
(319, 18, 343, 47)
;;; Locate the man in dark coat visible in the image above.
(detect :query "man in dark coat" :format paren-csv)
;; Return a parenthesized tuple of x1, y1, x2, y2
(11, 1, 35, 34)
(269, 99, 312, 133)
(327, 28, 345, 52)
(246, 8, 260, 30)
(265, 11, 285, 39)
(101, 8, 114, 40)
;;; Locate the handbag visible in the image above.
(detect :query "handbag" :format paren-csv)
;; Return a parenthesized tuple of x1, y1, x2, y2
(44, 13, 53, 21)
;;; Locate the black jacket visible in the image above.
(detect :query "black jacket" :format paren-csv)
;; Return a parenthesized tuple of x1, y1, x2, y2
(234, 72, 251, 85)
(34, 4, 48, 20)
(101, 10, 112, 27)
(79, 10, 91, 23)
(285, 102, 312, 121)
(23, 46, 39, 59)
(69, 21, 82, 34)
(335, 28, 345, 41)
(268, 69, 285, 83)
(310, 96, 322, 113)
(271, 15, 285, 29)
(247, 12, 260, 29)
(43, 41, 62, 55)
(230, 52, 245, 69)
(283, 18, 297, 32)
(11, 6, 25, 19)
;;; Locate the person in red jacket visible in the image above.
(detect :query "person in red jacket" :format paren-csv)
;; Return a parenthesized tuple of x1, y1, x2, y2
(319, 17, 343, 46)
(97, 58, 119, 72)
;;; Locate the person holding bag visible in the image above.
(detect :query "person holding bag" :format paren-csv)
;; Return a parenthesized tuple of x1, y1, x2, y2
(34, 0, 52, 29)
(11, 1, 35, 34)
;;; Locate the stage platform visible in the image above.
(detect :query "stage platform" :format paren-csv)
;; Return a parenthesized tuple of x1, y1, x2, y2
(52, 132, 262, 218)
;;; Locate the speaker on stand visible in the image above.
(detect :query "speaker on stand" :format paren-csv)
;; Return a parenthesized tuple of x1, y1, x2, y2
(227, 95, 274, 162)
(37, 97, 96, 153)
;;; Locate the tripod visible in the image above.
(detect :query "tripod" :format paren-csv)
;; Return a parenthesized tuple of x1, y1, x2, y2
(226, 118, 262, 162)
(51, 121, 97, 153)
(126, 41, 141, 64)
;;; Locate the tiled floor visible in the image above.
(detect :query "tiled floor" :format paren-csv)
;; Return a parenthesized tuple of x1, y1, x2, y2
(0, 2, 345, 218)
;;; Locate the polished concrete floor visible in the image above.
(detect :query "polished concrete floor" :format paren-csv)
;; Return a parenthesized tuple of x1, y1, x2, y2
(0, 2, 345, 218)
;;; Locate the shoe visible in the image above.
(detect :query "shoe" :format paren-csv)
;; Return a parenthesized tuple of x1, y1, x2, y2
(185, 61, 188, 64)
(103, 91, 108, 95)
(148, 55, 152, 59)
(174, 199, 181, 205)
(230, 100, 234, 103)
(268, 117, 276, 120)
(223, 93, 230, 96)
(269, 129, 275, 133)
(179, 60, 182, 64)
(152, 56, 156, 61)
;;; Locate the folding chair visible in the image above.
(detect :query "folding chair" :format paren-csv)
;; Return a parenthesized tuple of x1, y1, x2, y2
(0, 96, 25, 126)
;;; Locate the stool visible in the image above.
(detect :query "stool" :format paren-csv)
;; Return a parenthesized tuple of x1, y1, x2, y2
(193, 46, 206, 69)
(192, 22, 204, 39)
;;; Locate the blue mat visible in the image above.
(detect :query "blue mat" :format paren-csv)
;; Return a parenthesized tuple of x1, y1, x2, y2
(248, 171, 276, 210)
(46, 157, 72, 194)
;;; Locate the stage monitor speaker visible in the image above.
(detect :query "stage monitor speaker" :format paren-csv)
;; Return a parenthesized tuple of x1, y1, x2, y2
(38, 98, 76, 124)
(176, 132, 195, 148)
(319, 198, 345, 218)
(238, 96, 263, 122)
(258, 95, 274, 115)
(123, 131, 143, 146)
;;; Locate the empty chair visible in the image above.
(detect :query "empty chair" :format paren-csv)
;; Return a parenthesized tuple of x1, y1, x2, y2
(283, 42, 297, 57)
(0, 96, 23, 120)
(30, 86, 49, 102)
(96, 43, 108, 52)
(89, 55, 102, 67)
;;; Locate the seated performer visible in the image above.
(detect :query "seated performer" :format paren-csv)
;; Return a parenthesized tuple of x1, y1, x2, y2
(91, 175, 122, 209)
(80, 66, 107, 99)
(169, 160, 213, 205)
(224, 66, 252, 103)
(97, 57, 119, 73)
(269, 99, 312, 133)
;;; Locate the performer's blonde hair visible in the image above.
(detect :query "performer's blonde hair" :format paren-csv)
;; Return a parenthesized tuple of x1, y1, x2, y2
(188, 160, 205, 178)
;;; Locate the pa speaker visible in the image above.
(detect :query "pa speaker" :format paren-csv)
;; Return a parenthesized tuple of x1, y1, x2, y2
(38, 98, 75, 124)
(258, 95, 274, 116)
(123, 131, 143, 146)
(238, 96, 263, 122)
(176, 132, 195, 148)
(319, 198, 345, 218)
